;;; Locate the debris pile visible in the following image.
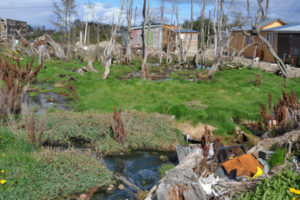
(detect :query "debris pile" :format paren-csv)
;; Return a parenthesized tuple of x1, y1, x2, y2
(145, 124, 300, 200)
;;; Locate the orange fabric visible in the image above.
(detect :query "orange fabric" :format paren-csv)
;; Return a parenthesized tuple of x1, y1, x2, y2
(221, 153, 264, 177)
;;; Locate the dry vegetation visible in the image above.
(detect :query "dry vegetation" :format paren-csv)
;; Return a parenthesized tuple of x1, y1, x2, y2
(0, 58, 42, 121)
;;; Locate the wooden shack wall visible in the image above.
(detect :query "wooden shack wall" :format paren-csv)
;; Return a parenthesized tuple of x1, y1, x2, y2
(229, 31, 278, 63)
(162, 25, 179, 49)
(131, 26, 162, 49)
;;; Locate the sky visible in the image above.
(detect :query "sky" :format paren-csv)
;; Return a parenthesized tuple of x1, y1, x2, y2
(0, 0, 299, 29)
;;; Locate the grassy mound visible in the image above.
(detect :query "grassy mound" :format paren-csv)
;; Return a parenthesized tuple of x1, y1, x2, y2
(42, 110, 183, 154)
(0, 127, 113, 200)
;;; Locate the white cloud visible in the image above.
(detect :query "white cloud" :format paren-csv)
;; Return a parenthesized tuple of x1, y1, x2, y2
(81, 2, 126, 25)
(0, 0, 54, 27)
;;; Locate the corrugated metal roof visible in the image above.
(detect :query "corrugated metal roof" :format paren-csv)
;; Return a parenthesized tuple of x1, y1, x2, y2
(131, 25, 162, 30)
(173, 29, 198, 33)
(264, 23, 300, 32)
(231, 18, 285, 31)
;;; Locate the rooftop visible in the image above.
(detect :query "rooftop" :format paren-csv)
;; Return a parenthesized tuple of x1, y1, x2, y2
(173, 29, 199, 33)
(264, 23, 300, 32)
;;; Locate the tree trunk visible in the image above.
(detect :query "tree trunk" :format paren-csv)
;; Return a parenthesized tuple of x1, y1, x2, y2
(102, 0, 125, 80)
(103, 58, 112, 80)
(141, 0, 150, 79)
(256, 32, 292, 78)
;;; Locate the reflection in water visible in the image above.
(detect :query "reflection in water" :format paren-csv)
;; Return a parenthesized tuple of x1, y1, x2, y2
(22, 83, 72, 114)
(93, 151, 178, 200)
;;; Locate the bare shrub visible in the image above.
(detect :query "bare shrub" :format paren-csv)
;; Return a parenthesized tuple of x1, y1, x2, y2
(112, 107, 126, 145)
(0, 57, 42, 121)
(193, 125, 211, 176)
(24, 111, 46, 146)
(247, 90, 299, 137)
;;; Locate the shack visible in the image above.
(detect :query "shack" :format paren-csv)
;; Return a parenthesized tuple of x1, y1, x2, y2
(229, 19, 287, 63)
(123, 24, 199, 56)
(264, 23, 300, 66)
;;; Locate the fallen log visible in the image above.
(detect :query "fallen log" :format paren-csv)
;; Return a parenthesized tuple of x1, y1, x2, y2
(113, 174, 142, 192)
(248, 130, 300, 158)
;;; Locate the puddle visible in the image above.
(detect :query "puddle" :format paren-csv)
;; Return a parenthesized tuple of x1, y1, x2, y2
(93, 151, 178, 200)
(22, 83, 72, 114)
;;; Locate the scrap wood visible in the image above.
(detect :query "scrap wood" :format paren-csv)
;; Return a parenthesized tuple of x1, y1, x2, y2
(248, 130, 300, 157)
(45, 34, 65, 59)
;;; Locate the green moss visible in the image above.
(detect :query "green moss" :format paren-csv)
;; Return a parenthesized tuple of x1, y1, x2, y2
(0, 127, 114, 200)
(159, 163, 175, 178)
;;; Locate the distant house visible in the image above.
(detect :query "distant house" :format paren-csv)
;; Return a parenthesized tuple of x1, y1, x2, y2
(123, 24, 199, 56)
(0, 18, 27, 42)
(229, 19, 300, 66)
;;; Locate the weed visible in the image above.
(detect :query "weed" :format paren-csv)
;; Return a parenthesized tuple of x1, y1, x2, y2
(113, 107, 126, 145)
(238, 170, 300, 200)
(268, 148, 287, 169)
(159, 163, 175, 178)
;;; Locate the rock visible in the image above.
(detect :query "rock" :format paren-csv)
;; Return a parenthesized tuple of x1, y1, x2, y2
(54, 82, 64, 88)
(118, 184, 125, 190)
(107, 184, 114, 192)
(77, 68, 84, 76)
(159, 155, 168, 162)
(78, 194, 87, 200)
(82, 67, 89, 72)
(68, 77, 77, 82)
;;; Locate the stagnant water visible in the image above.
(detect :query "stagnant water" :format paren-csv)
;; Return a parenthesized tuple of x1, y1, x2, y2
(22, 83, 72, 114)
(93, 151, 178, 200)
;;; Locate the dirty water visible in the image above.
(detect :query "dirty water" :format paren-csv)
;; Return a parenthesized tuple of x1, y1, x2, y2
(22, 82, 72, 114)
(93, 151, 178, 200)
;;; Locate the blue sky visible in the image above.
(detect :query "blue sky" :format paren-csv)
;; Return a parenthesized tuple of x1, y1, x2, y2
(0, 0, 299, 28)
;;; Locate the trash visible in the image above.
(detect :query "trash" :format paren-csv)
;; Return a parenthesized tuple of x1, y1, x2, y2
(214, 166, 226, 178)
(252, 167, 263, 178)
(258, 158, 270, 173)
(198, 174, 220, 196)
(221, 153, 264, 177)
(217, 144, 247, 163)
(258, 150, 274, 160)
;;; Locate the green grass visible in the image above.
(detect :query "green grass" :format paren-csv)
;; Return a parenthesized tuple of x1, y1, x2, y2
(42, 110, 183, 155)
(33, 59, 300, 135)
(238, 170, 300, 200)
(269, 148, 287, 169)
(0, 127, 113, 200)
(158, 163, 175, 178)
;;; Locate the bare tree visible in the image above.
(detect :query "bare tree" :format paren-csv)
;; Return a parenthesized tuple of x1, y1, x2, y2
(102, 0, 125, 80)
(247, 0, 292, 78)
(52, 0, 77, 60)
(141, 0, 151, 79)
(213, 0, 218, 55)
(125, 0, 133, 64)
(208, 0, 234, 78)
(174, 0, 194, 66)
(159, 0, 165, 66)
(195, 0, 206, 66)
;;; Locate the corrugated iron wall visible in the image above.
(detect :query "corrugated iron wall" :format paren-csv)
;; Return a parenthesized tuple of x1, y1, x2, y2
(278, 33, 300, 66)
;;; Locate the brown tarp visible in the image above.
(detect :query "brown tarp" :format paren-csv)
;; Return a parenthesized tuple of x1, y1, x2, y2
(221, 153, 264, 177)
